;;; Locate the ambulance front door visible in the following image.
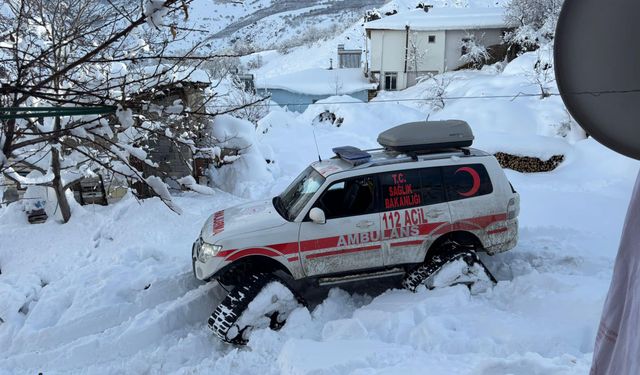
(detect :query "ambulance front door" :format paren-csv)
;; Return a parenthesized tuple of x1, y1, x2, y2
(299, 175, 384, 277)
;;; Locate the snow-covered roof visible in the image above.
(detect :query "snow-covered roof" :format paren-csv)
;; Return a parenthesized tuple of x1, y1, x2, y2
(365, 7, 512, 32)
(256, 68, 376, 95)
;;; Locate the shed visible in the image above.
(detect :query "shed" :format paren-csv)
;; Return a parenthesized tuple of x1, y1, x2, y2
(129, 66, 212, 195)
(256, 68, 377, 112)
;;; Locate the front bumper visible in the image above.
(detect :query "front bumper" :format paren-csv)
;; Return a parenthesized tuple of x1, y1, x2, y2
(192, 239, 226, 281)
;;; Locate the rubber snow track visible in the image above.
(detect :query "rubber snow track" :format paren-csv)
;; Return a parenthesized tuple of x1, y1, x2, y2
(209, 273, 273, 345)
(209, 274, 303, 345)
(402, 249, 496, 292)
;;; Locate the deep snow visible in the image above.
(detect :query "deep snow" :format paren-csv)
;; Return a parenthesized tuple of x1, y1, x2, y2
(2, 3, 640, 374)
(2, 84, 638, 374)
(0, 149, 636, 374)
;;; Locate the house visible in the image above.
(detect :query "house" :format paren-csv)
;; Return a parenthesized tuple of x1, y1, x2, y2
(129, 66, 212, 195)
(256, 67, 377, 112)
(365, 7, 513, 90)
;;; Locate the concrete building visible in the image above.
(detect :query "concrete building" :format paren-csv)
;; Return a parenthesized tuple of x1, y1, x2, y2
(365, 7, 513, 90)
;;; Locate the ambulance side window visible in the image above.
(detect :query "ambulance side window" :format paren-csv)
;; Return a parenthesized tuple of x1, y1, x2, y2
(419, 167, 445, 205)
(314, 176, 376, 219)
(380, 170, 423, 211)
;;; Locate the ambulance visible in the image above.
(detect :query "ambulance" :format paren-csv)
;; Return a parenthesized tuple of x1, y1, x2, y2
(192, 120, 520, 344)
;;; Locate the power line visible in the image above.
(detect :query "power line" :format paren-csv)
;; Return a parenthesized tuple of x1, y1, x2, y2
(207, 92, 550, 108)
(204, 88, 640, 109)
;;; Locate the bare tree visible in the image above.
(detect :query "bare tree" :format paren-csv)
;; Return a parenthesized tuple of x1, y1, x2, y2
(460, 35, 490, 69)
(407, 31, 428, 83)
(333, 74, 344, 96)
(219, 78, 270, 126)
(0, 0, 264, 222)
(525, 48, 554, 99)
(505, 0, 564, 50)
(420, 72, 455, 111)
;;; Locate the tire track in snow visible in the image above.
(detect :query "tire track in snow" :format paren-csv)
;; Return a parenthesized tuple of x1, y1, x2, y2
(0, 272, 226, 372)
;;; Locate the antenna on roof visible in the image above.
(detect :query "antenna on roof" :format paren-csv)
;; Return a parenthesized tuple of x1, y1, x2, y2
(312, 126, 322, 162)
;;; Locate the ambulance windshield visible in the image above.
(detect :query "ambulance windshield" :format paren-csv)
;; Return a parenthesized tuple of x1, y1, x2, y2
(276, 166, 325, 221)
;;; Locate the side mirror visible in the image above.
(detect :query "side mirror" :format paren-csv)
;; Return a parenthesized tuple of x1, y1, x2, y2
(309, 207, 326, 224)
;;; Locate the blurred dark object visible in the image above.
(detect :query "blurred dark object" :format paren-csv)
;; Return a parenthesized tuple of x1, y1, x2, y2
(555, 0, 640, 160)
(27, 208, 47, 224)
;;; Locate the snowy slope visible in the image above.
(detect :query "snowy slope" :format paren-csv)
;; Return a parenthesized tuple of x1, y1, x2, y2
(174, 0, 386, 55)
(0, 135, 636, 374)
(2, 1, 639, 374)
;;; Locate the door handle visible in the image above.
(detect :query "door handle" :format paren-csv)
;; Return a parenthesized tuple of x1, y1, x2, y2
(356, 220, 375, 228)
(426, 209, 444, 219)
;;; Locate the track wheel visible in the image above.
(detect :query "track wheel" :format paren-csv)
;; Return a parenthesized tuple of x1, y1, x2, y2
(208, 273, 305, 345)
(403, 248, 496, 293)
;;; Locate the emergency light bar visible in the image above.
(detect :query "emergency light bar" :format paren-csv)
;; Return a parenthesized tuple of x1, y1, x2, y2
(332, 146, 372, 165)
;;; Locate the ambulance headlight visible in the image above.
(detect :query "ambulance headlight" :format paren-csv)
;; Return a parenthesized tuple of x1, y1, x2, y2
(197, 242, 222, 263)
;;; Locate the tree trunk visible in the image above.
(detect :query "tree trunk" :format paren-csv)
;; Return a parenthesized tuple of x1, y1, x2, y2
(1, 118, 16, 170)
(51, 147, 72, 223)
(51, 116, 71, 223)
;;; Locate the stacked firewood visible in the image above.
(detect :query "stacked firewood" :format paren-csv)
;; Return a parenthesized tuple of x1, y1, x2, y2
(493, 152, 564, 173)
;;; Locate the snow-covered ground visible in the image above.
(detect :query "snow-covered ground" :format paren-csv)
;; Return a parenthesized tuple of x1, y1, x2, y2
(2, 2, 639, 373)
(2, 64, 638, 373)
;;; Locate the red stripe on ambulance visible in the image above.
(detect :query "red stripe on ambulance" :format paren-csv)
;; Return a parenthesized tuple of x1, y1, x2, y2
(487, 227, 508, 235)
(390, 240, 424, 248)
(226, 248, 280, 261)
(213, 210, 225, 235)
(221, 212, 508, 261)
(306, 245, 381, 260)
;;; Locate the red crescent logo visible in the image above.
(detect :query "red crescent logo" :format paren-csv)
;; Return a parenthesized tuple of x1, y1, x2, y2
(455, 167, 481, 197)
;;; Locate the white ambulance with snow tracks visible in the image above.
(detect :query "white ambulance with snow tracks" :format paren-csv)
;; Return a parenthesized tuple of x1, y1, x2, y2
(192, 120, 520, 344)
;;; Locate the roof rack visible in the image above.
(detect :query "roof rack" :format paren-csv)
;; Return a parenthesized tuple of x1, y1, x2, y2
(332, 146, 372, 165)
(377, 120, 474, 153)
(351, 147, 484, 170)
(405, 146, 471, 160)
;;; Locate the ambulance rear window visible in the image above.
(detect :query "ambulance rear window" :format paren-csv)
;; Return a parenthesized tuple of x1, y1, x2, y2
(442, 164, 493, 201)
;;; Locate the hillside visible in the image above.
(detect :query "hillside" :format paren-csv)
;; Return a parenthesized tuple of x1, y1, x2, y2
(175, 0, 386, 54)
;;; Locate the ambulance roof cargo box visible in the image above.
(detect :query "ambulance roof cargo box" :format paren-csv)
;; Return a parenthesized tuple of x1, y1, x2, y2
(377, 120, 474, 153)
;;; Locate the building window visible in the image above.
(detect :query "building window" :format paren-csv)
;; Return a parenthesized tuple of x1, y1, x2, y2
(339, 52, 361, 69)
(237, 74, 255, 93)
(428, 35, 436, 43)
(384, 72, 397, 91)
(461, 37, 471, 56)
